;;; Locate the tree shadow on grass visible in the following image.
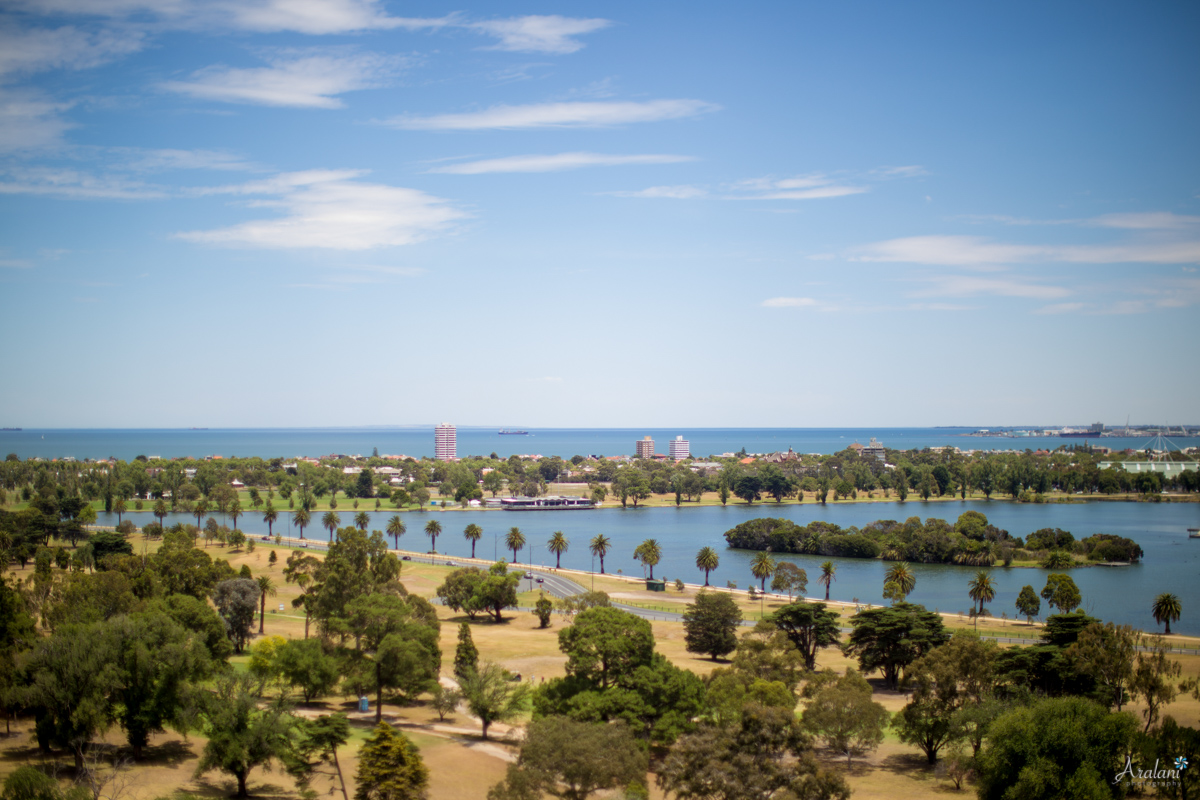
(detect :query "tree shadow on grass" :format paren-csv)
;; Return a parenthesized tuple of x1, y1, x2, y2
(876, 751, 935, 778)
(188, 776, 295, 800)
(137, 738, 197, 768)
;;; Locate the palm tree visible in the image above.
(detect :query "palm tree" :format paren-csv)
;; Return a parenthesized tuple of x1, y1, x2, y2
(590, 534, 611, 574)
(262, 502, 277, 537)
(293, 507, 311, 540)
(1152, 593, 1182, 635)
(505, 527, 526, 563)
(884, 562, 916, 602)
(695, 547, 719, 586)
(193, 497, 207, 531)
(354, 511, 370, 531)
(387, 515, 406, 550)
(153, 499, 168, 532)
(818, 561, 837, 601)
(547, 531, 569, 568)
(634, 539, 662, 579)
(750, 551, 777, 592)
(229, 498, 242, 531)
(256, 575, 276, 635)
(463, 524, 482, 559)
(322, 510, 340, 541)
(425, 519, 442, 552)
(968, 570, 996, 629)
(113, 497, 127, 525)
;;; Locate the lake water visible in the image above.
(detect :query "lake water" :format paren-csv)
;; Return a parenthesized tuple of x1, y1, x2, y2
(0, 426, 1178, 462)
(104, 498, 1200, 635)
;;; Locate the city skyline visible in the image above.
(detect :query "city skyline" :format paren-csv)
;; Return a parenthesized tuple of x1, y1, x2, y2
(0, 1, 1197, 428)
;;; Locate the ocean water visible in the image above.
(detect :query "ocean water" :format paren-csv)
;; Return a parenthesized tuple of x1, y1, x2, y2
(0, 426, 1173, 462)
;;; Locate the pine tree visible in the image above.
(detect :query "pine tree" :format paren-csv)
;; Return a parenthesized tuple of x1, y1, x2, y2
(454, 622, 478, 682)
(354, 723, 429, 800)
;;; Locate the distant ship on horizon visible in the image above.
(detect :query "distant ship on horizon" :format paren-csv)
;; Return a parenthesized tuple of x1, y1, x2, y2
(498, 429, 530, 435)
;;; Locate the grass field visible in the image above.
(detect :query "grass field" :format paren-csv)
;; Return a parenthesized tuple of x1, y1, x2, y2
(3, 533, 1199, 800)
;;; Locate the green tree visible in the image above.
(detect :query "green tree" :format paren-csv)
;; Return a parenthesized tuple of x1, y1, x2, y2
(463, 523, 482, 559)
(767, 601, 841, 671)
(229, 498, 242, 531)
(423, 520, 441, 552)
(657, 704, 849, 800)
(801, 669, 889, 766)
(194, 673, 300, 798)
(213, 578, 260, 653)
(750, 551, 776, 592)
(262, 502, 278, 537)
(354, 722, 429, 800)
(461, 662, 531, 740)
(1152, 592, 1182, 635)
(293, 507, 311, 540)
(489, 716, 646, 800)
(883, 562, 915, 602)
(454, 622, 478, 682)
(589, 534, 610, 574)
(192, 497, 207, 532)
(291, 714, 351, 800)
(558, 607, 655, 689)
(534, 595, 554, 628)
(355, 512, 370, 531)
(844, 603, 949, 690)
(694, 547, 719, 586)
(1041, 573, 1082, 613)
(256, 575, 277, 635)
(547, 531, 569, 569)
(1015, 585, 1040, 623)
(386, 516, 406, 550)
(322, 511, 340, 541)
(770, 562, 807, 600)
(1130, 636, 1182, 733)
(274, 639, 341, 703)
(682, 591, 742, 661)
(974, 696, 1137, 800)
(1066, 622, 1138, 712)
(343, 594, 440, 723)
(817, 561, 836, 601)
(633, 539, 661, 579)
(153, 499, 168, 532)
(505, 527, 525, 563)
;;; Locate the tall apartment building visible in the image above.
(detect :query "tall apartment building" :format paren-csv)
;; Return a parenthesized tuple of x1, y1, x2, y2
(435, 423, 457, 461)
(862, 437, 885, 463)
(669, 435, 690, 460)
(635, 435, 655, 459)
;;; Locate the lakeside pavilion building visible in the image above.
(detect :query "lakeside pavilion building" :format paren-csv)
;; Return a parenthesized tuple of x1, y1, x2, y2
(435, 423, 456, 461)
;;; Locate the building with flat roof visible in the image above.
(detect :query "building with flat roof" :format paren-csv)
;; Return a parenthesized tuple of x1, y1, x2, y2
(635, 435, 655, 459)
(862, 437, 886, 463)
(669, 435, 690, 460)
(435, 423, 456, 461)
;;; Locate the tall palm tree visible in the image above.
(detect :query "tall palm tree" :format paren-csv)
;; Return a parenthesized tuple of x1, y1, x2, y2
(884, 562, 916, 602)
(229, 498, 242, 531)
(818, 561, 837, 601)
(463, 523, 482, 559)
(968, 570, 996, 615)
(547, 531, 569, 568)
(256, 575, 276, 635)
(153, 499, 168, 532)
(425, 519, 442, 552)
(322, 510, 340, 541)
(354, 511, 370, 531)
(590, 534, 611, 574)
(1152, 593, 1182, 635)
(505, 527, 526, 563)
(193, 497, 207, 531)
(262, 502, 277, 537)
(695, 547, 719, 586)
(387, 515, 406, 550)
(750, 551, 777, 592)
(114, 497, 127, 525)
(634, 539, 662, 579)
(293, 507, 311, 540)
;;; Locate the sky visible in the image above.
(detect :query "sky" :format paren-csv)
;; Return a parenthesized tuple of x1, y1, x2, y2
(0, 0, 1197, 429)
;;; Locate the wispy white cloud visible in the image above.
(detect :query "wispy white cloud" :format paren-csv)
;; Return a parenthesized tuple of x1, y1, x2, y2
(161, 50, 402, 108)
(0, 24, 144, 78)
(729, 173, 869, 201)
(0, 258, 34, 269)
(118, 147, 258, 172)
(870, 165, 928, 179)
(1033, 302, 1085, 315)
(762, 297, 820, 308)
(468, 15, 610, 54)
(852, 234, 1200, 266)
(176, 169, 465, 250)
(909, 274, 1070, 300)
(387, 99, 718, 130)
(0, 88, 72, 151)
(429, 152, 694, 175)
(0, 166, 165, 198)
(1091, 212, 1200, 230)
(607, 185, 708, 199)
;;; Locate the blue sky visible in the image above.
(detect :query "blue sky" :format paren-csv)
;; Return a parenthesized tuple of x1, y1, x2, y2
(0, 0, 1197, 428)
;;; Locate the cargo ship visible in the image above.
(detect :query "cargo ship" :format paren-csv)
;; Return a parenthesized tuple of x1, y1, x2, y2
(498, 429, 529, 435)
(1059, 423, 1105, 438)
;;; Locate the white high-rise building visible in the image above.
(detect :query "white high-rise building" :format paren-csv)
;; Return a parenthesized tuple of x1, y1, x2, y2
(435, 423, 456, 461)
(669, 435, 690, 460)
(635, 435, 655, 459)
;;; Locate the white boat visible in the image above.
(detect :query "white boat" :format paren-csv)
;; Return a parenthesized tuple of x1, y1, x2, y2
(1189, 528, 1200, 539)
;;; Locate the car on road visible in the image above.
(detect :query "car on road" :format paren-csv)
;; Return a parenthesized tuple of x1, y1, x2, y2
(261, 535, 271, 541)
(445, 560, 456, 566)
(401, 555, 411, 561)
(524, 572, 534, 579)
(536, 577, 544, 584)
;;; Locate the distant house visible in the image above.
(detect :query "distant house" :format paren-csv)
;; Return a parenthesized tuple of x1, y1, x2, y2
(764, 448, 798, 464)
(739, 456, 756, 465)
(230, 479, 245, 488)
(848, 442, 865, 455)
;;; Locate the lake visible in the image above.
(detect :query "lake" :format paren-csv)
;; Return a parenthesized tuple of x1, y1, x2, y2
(106, 497, 1200, 635)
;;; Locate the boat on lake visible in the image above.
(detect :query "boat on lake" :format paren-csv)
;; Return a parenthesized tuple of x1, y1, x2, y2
(1189, 528, 1200, 539)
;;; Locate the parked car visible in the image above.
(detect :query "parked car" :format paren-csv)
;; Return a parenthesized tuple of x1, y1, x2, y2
(401, 555, 411, 561)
